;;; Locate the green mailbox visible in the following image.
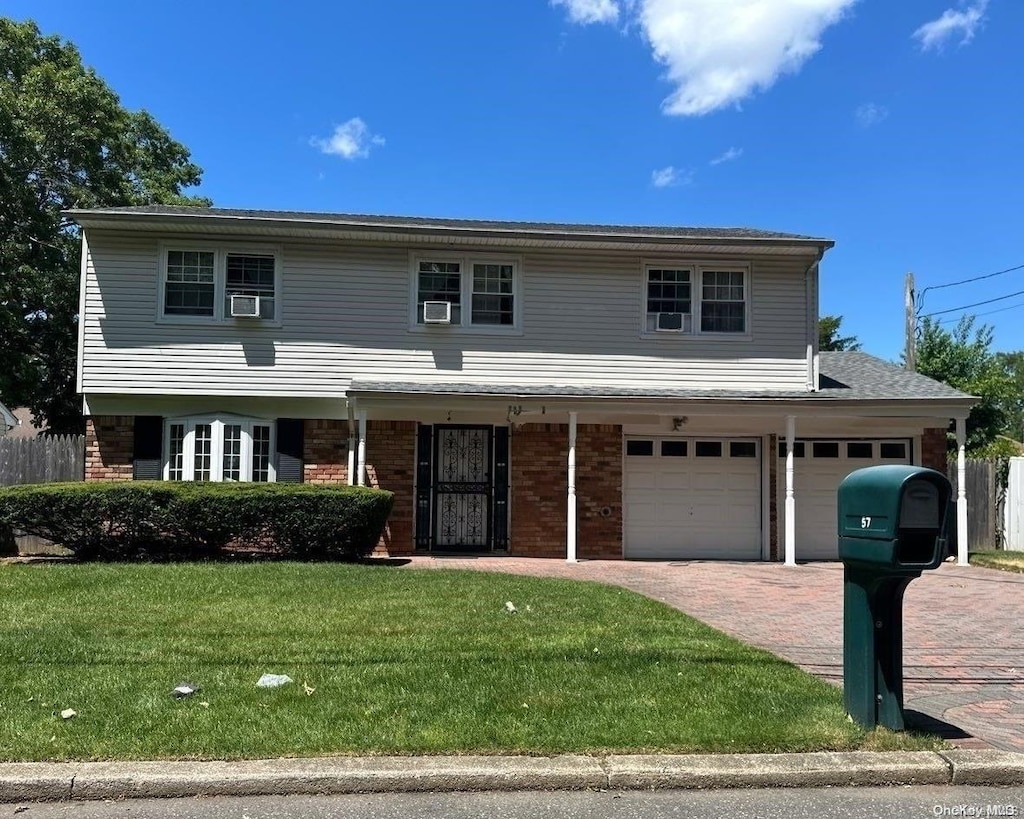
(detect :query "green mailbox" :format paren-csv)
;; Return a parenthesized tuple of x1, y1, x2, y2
(837, 465, 952, 731)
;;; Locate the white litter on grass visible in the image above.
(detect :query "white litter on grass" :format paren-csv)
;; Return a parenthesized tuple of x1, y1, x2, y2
(256, 674, 293, 689)
(172, 682, 199, 698)
(505, 601, 518, 614)
(303, 681, 316, 696)
(60, 708, 76, 720)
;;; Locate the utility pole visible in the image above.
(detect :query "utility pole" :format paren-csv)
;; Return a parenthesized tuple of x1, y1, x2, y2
(905, 271, 916, 372)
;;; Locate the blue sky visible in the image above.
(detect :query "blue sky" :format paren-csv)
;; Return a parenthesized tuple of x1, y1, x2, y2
(8, 0, 1023, 360)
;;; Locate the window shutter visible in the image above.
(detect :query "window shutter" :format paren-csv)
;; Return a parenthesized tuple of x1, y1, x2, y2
(133, 416, 163, 479)
(415, 424, 433, 550)
(276, 419, 304, 483)
(492, 427, 509, 550)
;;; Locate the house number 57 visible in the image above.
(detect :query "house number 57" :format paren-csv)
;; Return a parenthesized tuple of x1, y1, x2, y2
(861, 516, 872, 529)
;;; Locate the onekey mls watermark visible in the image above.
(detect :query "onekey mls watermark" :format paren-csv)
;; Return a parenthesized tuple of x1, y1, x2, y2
(933, 805, 1019, 817)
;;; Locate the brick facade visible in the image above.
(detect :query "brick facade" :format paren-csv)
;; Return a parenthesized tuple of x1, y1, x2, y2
(303, 419, 349, 484)
(84, 416, 134, 481)
(921, 427, 949, 473)
(365, 421, 416, 555)
(510, 423, 622, 559)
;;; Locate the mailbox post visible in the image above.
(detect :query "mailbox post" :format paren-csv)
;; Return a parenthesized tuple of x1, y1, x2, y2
(837, 465, 952, 730)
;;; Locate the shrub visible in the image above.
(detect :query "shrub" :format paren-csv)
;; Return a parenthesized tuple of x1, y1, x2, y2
(0, 482, 394, 561)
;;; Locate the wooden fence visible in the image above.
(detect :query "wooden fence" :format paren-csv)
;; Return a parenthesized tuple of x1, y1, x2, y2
(0, 435, 85, 486)
(948, 459, 1002, 551)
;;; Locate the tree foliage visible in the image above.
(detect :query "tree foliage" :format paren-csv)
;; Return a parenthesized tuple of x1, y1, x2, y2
(0, 18, 208, 433)
(818, 315, 861, 352)
(915, 316, 1014, 452)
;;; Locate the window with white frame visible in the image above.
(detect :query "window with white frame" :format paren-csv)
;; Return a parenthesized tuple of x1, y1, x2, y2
(414, 256, 519, 328)
(165, 417, 274, 482)
(160, 246, 280, 322)
(644, 264, 747, 335)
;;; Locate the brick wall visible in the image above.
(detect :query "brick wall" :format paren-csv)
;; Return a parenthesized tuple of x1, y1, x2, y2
(365, 420, 416, 555)
(576, 425, 623, 559)
(510, 423, 622, 559)
(303, 419, 349, 484)
(921, 427, 949, 473)
(84, 416, 134, 481)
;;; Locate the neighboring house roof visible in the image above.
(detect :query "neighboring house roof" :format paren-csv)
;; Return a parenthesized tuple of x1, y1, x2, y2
(0, 401, 16, 432)
(348, 351, 974, 407)
(6, 407, 43, 439)
(65, 206, 834, 253)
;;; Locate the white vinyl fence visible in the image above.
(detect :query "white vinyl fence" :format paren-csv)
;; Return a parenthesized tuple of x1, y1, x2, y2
(1004, 457, 1024, 551)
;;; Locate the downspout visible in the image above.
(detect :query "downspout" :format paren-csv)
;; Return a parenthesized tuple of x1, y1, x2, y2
(346, 402, 356, 486)
(804, 248, 825, 392)
(357, 410, 367, 487)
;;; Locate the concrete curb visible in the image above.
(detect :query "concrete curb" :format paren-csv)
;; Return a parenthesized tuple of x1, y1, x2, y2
(3, 751, 1024, 803)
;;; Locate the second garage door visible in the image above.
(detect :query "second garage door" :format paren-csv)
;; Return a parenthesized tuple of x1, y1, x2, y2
(778, 439, 912, 560)
(624, 437, 761, 560)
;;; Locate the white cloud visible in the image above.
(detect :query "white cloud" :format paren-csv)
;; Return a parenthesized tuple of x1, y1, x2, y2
(651, 165, 693, 187)
(555, 0, 857, 117)
(913, 1, 988, 51)
(710, 147, 743, 165)
(551, 0, 620, 25)
(854, 102, 888, 128)
(311, 118, 385, 160)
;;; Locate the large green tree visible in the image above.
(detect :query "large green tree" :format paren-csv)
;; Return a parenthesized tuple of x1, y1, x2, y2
(0, 18, 208, 434)
(818, 315, 861, 352)
(915, 316, 1014, 453)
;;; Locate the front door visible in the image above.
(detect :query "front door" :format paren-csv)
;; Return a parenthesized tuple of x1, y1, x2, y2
(415, 425, 509, 551)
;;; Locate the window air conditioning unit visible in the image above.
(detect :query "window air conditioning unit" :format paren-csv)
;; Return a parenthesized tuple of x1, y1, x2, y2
(423, 300, 452, 324)
(230, 294, 261, 318)
(656, 312, 686, 332)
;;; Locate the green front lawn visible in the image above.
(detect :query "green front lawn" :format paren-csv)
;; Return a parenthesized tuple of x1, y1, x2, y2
(970, 549, 1024, 573)
(0, 563, 924, 760)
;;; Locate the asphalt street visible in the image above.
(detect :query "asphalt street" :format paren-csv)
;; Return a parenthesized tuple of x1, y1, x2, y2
(7, 787, 1024, 819)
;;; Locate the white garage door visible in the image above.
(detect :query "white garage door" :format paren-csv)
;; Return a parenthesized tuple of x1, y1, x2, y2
(778, 439, 911, 560)
(624, 437, 761, 560)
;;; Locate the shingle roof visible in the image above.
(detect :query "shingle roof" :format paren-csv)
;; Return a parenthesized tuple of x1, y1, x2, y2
(348, 352, 974, 404)
(66, 205, 832, 245)
(816, 352, 972, 400)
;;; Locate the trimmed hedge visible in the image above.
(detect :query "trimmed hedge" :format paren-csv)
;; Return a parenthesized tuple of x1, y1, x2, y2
(0, 482, 394, 561)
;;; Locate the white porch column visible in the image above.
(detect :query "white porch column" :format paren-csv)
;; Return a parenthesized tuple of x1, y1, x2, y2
(567, 411, 578, 563)
(357, 410, 367, 487)
(785, 415, 797, 567)
(347, 407, 356, 486)
(956, 416, 969, 566)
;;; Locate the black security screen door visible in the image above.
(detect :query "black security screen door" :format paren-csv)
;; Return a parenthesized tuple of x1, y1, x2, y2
(415, 425, 509, 552)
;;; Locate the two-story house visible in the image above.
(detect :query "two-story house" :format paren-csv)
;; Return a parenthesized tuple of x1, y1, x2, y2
(70, 206, 975, 563)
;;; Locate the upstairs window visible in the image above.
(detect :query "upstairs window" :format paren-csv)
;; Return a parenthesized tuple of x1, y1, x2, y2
(160, 246, 280, 323)
(643, 263, 748, 336)
(701, 270, 746, 333)
(165, 417, 274, 482)
(645, 267, 692, 332)
(413, 255, 519, 330)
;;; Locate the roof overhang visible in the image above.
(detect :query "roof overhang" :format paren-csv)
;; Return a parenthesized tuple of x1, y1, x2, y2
(65, 209, 835, 257)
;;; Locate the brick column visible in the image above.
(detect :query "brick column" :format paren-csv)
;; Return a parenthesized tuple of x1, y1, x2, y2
(365, 420, 416, 556)
(768, 433, 779, 561)
(577, 424, 623, 559)
(921, 427, 949, 473)
(303, 420, 349, 484)
(84, 416, 134, 481)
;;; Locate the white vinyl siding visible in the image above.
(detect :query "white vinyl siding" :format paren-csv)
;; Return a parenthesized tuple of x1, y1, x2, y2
(81, 232, 813, 396)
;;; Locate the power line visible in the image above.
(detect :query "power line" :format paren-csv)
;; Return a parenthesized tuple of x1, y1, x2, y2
(919, 287, 1024, 319)
(919, 262, 1024, 296)
(937, 300, 1024, 325)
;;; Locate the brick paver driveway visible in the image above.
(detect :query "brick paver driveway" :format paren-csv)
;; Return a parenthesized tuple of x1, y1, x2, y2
(402, 556, 1024, 751)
